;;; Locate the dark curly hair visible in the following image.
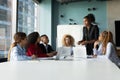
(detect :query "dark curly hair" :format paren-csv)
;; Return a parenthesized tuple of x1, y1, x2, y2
(27, 32, 40, 44)
(84, 15, 91, 22)
(87, 13, 95, 23)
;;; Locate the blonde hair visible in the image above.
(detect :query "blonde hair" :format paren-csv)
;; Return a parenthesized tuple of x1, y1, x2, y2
(101, 31, 115, 54)
(62, 34, 75, 47)
(7, 32, 26, 61)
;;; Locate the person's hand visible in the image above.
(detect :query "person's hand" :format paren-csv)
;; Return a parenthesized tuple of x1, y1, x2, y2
(31, 55, 37, 59)
(94, 41, 100, 48)
(81, 41, 88, 45)
(47, 53, 54, 57)
(93, 55, 97, 58)
(47, 52, 57, 57)
(77, 41, 83, 45)
(52, 51, 57, 55)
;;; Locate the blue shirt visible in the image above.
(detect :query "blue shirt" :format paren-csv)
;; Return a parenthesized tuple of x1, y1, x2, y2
(10, 44, 32, 61)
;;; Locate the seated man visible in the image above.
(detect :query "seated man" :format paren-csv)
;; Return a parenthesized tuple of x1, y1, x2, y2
(39, 34, 56, 54)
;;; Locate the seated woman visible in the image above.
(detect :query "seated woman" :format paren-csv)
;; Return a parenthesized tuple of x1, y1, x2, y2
(26, 32, 56, 58)
(39, 34, 57, 54)
(8, 32, 35, 61)
(93, 31, 120, 66)
(62, 34, 75, 55)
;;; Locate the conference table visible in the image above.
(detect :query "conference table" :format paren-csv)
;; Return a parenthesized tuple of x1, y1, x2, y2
(0, 57, 120, 80)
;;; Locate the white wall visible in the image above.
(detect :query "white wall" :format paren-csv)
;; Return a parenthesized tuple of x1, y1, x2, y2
(57, 25, 83, 47)
(107, 1, 120, 43)
(11, 0, 17, 42)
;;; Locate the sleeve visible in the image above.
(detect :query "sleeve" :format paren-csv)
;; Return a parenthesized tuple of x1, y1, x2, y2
(105, 43, 113, 58)
(82, 27, 86, 41)
(36, 49, 49, 57)
(26, 46, 36, 56)
(93, 44, 102, 55)
(93, 48, 98, 55)
(107, 43, 120, 66)
(27, 45, 48, 58)
(49, 45, 55, 52)
(36, 46, 49, 57)
(17, 55, 32, 61)
(10, 47, 32, 61)
(10, 47, 18, 61)
(94, 25, 99, 40)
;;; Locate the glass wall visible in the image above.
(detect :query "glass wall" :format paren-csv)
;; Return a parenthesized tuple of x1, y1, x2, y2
(17, 0, 38, 35)
(0, 0, 12, 58)
(0, 0, 39, 59)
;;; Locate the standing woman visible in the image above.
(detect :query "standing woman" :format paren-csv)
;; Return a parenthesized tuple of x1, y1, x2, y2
(78, 16, 99, 56)
(87, 13, 97, 25)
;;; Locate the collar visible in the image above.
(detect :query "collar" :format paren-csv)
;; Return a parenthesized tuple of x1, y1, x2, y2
(17, 44, 25, 51)
(42, 43, 48, 47)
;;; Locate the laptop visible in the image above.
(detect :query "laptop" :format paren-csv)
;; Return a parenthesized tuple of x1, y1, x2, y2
(56, 47, 72, 60)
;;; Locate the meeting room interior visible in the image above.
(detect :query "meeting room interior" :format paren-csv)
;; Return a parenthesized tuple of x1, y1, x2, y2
(0, 0, 120, 80)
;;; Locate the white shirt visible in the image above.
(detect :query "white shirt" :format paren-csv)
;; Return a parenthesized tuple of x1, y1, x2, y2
(93, 42, 120, 66)
(93, 43, 110, 58)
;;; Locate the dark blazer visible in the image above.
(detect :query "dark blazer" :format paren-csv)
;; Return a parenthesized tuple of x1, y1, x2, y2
(83, 24, 99, 41)
(82, 24, 99, 55)
(39, 43, 54, 54)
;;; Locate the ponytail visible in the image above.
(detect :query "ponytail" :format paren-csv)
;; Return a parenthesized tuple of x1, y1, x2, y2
(107, 31, 117, 51)
(101, 31, 108, 54)
(7, 32, 27, 61)
(102, 31, 116, 55)
(7, 42, 18, 61)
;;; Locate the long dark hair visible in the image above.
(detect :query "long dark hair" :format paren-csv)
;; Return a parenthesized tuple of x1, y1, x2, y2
(8, 32, 27, 61)
(87, 13, 96, 23)
(83, 15, 91, 24)
(27, 32, 40, 45)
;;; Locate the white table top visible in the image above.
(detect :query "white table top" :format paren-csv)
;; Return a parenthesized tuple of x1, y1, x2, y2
(0, 58, 120, 80)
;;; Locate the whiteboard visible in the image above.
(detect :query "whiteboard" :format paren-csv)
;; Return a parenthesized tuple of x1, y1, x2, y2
(57, 25, 84, 47)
